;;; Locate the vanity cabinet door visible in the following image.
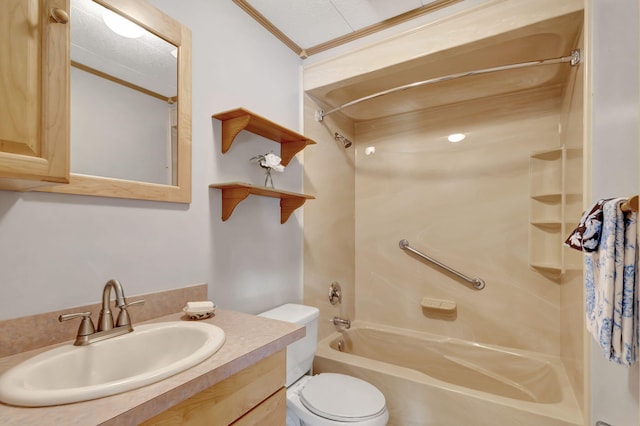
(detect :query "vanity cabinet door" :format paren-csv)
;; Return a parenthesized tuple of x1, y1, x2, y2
(141, 350, 286, 426)
(0, 0, 69, 190)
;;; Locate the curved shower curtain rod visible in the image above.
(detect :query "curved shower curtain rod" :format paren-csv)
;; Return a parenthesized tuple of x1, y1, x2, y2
(315, 49, 581, 122)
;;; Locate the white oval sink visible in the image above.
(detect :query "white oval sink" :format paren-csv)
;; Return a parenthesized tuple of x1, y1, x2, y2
(0, 321, 225, 407)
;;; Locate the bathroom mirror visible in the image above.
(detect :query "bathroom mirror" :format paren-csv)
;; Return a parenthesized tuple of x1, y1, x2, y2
(39, 0, 192, 203)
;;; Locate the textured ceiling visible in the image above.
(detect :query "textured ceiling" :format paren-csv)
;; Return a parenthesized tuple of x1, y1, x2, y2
(236, 0, 463, 57)
(245, 0, 437, 47)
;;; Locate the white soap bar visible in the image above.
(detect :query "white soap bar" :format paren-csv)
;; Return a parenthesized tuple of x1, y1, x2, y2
(185, 301, 215, 313)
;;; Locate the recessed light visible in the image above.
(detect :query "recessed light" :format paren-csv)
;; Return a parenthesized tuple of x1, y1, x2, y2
(447, 133, 466, 143)
(365, 146, 376, 156)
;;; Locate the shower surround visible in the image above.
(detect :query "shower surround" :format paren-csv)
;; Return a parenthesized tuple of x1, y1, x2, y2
(303, 0, 586, 424)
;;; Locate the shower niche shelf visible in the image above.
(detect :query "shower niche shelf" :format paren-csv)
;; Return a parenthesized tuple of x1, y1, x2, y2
(212, 108, 317, 166)
(528, 145, 583, 276)
(210, 182, 315, 224)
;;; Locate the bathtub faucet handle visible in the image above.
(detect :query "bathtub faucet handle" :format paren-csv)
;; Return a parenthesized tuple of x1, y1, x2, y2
(329, 282, 342, 305)
(331, 316, 351, 329)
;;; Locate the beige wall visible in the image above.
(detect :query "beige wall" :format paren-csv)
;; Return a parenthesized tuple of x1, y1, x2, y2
(559, 35, 585, 412)
(304, 85, 584, 351)
(303, 97, 356, 340)
(352, 91, 566, 355)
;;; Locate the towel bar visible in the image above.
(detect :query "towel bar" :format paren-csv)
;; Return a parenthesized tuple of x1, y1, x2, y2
(621, 195, 638, 212)
(399, 239, 485, 290)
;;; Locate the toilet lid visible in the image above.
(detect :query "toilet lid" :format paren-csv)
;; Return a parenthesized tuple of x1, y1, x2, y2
(299, 373, 386, 422)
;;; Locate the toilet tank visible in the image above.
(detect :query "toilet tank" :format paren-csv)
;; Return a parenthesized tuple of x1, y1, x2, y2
(259, 304, 319, 387)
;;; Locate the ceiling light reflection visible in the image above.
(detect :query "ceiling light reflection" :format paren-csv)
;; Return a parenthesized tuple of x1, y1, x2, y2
(103, 9, 145, 39)
(447, 133, 466, 143)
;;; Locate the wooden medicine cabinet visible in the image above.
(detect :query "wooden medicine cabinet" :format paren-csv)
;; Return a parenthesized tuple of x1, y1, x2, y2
(0, 0, 193, 203)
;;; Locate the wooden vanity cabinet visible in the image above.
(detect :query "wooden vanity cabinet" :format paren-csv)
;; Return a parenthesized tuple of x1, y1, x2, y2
(141, 350, 286, 426)
(0, 0, 70, 190)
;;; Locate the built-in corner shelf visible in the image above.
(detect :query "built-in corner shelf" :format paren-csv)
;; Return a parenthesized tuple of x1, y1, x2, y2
(212, 108, 316, 166)
(528, 145, 583, 277)
(210, 182, 315, 224)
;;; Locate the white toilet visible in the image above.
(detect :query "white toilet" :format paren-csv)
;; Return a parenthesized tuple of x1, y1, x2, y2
(259, 304, 389, 426)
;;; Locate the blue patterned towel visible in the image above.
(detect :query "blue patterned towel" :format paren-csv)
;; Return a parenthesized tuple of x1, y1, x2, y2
(585, 198, 638, 365)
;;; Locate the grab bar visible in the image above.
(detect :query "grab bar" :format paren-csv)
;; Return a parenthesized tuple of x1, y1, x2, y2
(398, 239, 486, 290)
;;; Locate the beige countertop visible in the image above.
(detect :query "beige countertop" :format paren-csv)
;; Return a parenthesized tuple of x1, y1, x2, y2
(0, 309, 304, 425)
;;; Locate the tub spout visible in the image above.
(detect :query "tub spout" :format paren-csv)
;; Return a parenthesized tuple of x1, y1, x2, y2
(331, 317, 351, 329)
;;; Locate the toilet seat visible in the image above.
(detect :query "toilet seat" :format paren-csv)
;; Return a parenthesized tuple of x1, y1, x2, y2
(299, 373, 387, 422)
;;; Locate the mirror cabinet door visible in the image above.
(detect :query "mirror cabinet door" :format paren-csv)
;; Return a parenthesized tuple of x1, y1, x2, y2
(38, 0, 192, 203)
(0, 0, 70, 190)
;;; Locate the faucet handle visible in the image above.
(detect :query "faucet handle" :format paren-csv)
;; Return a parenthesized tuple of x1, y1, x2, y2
(59, 312, 96, 338)
(124, 299, 145, 309)
(116, 299, 145, 328)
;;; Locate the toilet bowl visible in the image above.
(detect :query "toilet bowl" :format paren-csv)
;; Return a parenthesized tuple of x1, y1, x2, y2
(259, 304, 388, 426)
(287, 374, 388, 426)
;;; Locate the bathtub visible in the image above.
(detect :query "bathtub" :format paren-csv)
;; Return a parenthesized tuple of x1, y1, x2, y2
(313, 323, 583, 426)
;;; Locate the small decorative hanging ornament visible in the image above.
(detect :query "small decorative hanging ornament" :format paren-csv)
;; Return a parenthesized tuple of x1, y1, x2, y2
(250, 152, 285, 188)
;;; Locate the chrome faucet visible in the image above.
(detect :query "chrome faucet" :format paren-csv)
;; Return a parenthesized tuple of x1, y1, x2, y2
(331, 316, 351, 329)
(59, 279, 144, 346)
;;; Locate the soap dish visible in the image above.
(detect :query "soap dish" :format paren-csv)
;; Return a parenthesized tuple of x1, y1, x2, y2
(421, 297, 456, 312)
(183, 302, 216, 320)
(183, 310, 214, 320)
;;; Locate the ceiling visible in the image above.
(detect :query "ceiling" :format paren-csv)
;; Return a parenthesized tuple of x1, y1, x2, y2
(233, 0, 464, 58)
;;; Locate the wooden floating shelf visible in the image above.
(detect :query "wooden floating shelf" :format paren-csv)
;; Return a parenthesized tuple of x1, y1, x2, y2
(210, 182, 315, 224)
(212, 108, 316, 166)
